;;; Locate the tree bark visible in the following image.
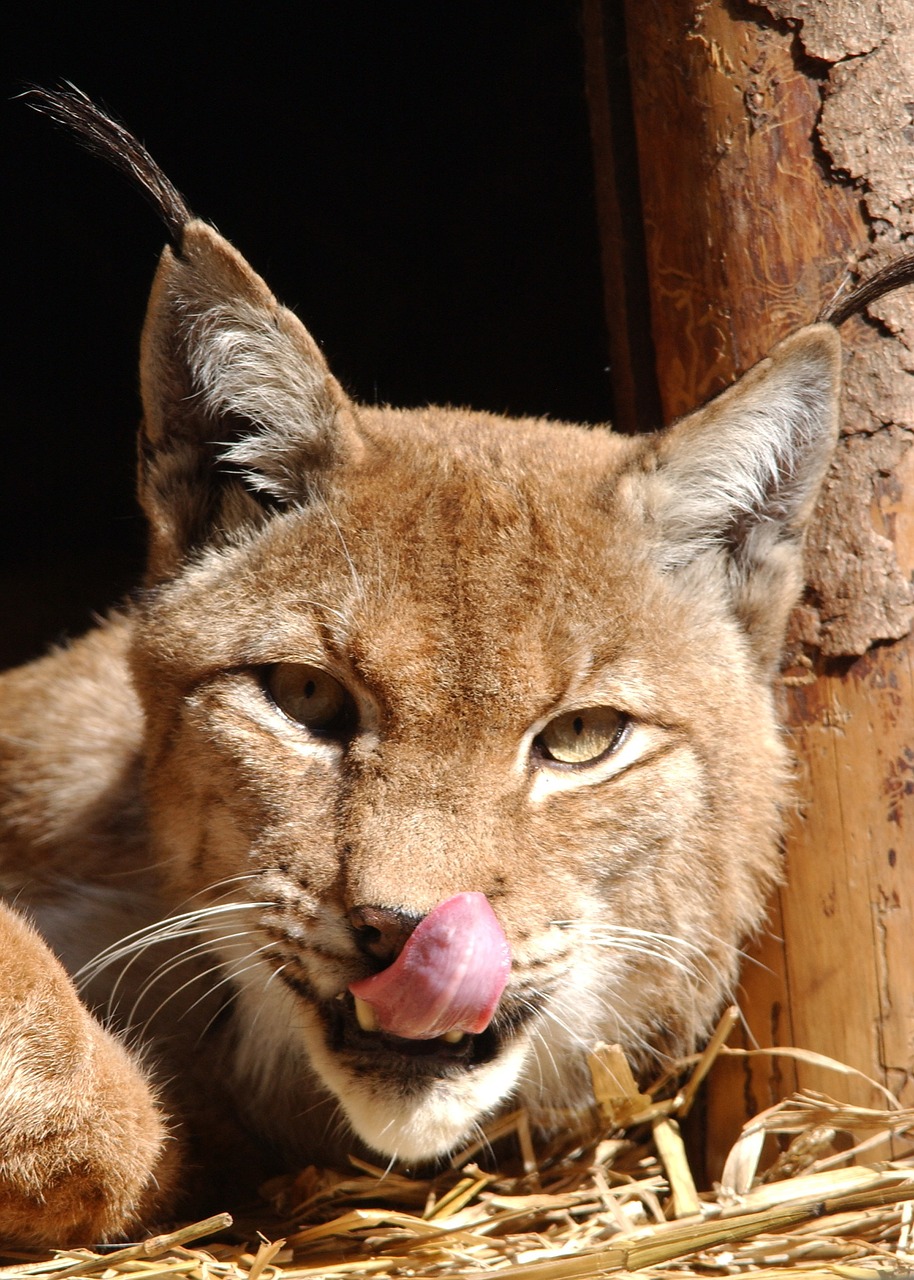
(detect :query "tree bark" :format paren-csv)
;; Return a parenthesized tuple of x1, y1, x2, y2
(585, 0, 913, 1178)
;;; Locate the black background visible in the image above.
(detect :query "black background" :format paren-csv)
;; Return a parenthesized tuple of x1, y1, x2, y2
(3, 4, 611, 665)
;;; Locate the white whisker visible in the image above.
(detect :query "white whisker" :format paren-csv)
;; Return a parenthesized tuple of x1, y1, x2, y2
(77, 900, 269, 985)
(125, 926, 263, 1014)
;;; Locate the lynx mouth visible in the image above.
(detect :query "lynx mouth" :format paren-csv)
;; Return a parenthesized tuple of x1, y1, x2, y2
(325, 993, 504, 1074)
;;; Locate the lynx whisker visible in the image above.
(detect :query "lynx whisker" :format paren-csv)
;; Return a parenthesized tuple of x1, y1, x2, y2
(573, 921, 746, 998)
(591, 938, 707, 983)
(567, 919, 734, 960)
(517, 1003, 567, 1091)
(182, 949, 278, 1025)
(454, 1117, 495, 1168)
(182, 872, 262, 904)
(135, 940, 279, 1035)
(315, 492, 365, 604)
(224, 953, 302, 1041)
(79, 904, 270, 1021)
(125, 953, 231, 1034)
(243, 958, 292, 1037)
(105, 926, 259, 1024)
(128, 925, 264, 1011)
(76, 900, 270, 984)
(735, 934, 780, 977)
(519, 994, 588, 1054)
(571, 983, 670, 1061)
(194, 958, 290, 1047)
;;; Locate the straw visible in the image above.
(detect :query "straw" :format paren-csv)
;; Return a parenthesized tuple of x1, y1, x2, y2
(2, 1015, 911, 1280)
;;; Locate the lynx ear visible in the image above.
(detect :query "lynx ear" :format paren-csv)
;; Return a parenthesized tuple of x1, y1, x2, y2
(139, 220, 360, 578)
(638, 326, 841, 669)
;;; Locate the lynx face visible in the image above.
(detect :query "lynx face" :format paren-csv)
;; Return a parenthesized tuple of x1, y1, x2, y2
(113, 217, 839, 1162)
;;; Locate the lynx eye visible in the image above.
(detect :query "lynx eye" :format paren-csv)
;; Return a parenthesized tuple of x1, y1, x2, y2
(265, 664, 356, 738)
(535, 707, 627, 767)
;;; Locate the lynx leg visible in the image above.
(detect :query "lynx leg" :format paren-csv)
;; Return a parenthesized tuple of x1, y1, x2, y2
(0, 901, 178, 1246)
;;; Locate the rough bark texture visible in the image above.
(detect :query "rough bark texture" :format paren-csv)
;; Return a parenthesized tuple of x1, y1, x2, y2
(590, 0, 913, 1178)
(776, 0, 914, 657)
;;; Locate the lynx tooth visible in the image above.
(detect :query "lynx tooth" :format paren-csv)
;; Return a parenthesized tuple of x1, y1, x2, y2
(353, 996, 380, 1033)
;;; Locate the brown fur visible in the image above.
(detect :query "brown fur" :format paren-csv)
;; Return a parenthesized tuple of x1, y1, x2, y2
(0, 106, 858, 1243)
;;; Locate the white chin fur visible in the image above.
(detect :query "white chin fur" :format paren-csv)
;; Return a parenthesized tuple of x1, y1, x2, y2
(314, 1036, 530, 1162)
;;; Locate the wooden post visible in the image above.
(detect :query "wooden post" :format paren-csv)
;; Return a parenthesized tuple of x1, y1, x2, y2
(584, 0, 914, 1177)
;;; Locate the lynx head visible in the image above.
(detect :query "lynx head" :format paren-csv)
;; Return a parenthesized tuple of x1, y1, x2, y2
(126, 216, 841, 1160)
(33, 90, 844, 1163)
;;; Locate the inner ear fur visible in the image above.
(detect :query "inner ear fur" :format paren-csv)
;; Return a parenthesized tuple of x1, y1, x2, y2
(138, 220, 362, 579)
(635, 325, 842, 670)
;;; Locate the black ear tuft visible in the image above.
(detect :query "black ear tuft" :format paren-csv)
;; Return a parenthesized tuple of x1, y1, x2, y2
(25, 85, 361, 581)
(819, 251, 914, 327)
(22, 84, 192, 247)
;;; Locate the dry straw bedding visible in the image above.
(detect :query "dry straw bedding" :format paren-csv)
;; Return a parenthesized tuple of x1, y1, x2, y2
(3, 1011, 912, 1280)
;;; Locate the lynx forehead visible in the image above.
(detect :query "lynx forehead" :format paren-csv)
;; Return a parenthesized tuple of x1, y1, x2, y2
(3, 87, 908, 1247)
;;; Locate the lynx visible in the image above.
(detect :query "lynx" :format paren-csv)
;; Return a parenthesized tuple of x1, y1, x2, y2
(1, 90, 910, 1247)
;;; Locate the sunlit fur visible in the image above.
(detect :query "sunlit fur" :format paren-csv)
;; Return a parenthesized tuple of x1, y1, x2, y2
(0, 196, 844, 1245)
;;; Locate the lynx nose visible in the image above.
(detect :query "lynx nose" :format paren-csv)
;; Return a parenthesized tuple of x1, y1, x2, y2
(348, 904, 419, 965)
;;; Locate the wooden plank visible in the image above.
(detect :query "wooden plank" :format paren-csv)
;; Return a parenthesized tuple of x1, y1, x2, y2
(782, 642, 914, 1103)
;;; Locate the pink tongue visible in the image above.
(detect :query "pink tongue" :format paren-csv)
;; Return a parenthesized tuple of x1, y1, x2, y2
(348, 892, 511, 1040)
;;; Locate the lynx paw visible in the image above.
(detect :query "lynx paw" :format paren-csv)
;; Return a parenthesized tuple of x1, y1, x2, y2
(0, 902, 177, 1246)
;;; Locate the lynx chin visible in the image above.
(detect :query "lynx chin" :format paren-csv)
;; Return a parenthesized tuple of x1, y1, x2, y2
(2, 87, 909, 1248)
